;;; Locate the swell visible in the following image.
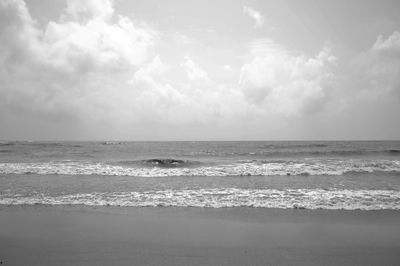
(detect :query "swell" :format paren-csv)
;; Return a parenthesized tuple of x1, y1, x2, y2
(0, 159, 399, 177)
(387, 149, 400, 154)
(114, 158, 202, 168)
(0, 142, 83, 148)
(1, 188, 399, 210)
(0, 142, 17, 146)
(190, 149, 400, 157)
(1, 142, 399, 158)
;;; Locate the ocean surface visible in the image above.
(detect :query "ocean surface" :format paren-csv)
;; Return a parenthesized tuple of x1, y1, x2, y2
(1, 141, 400, 210)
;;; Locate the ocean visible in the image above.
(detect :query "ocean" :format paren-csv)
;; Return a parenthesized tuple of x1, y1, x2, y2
(1, 141, 400, 210)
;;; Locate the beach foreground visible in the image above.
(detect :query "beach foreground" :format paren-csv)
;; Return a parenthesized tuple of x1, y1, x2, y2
(1, 206, 400, 265)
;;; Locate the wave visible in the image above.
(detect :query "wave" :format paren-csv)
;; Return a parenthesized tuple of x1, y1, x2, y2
(258, 143, 329, 149)
(0, 141, 17, 146)
(307, 149, 400, 157)
(101, 141, 123, 145)
(133, 158, 200, 168)
(0, 159, 399, 177)
(1, 142, 399, 159)
(190, 149, 400, 158)
(1, 188, 399, 210)
(0, 141, 85, 148)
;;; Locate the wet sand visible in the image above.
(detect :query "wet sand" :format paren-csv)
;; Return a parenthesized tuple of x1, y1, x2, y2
(1, 206, 400, 265)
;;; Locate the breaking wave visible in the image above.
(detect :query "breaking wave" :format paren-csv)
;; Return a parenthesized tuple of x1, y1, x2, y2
(116, 158, 201, 168)
(0, 159, 399, 177)
(1, 188, 399, 210)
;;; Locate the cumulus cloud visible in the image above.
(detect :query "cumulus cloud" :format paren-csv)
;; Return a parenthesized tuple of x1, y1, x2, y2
(182, 56, 210, 81)
(0, 0, 344, 139)
(0, 0, 155, 71)
(0, 0, 41, 65)
(0, 0, 244, 134)
(372, 31, 400, 53)
(239, 39, 336, 116)
(63, 0, 114, 21)
(0, 0, 156, 128)
(356, 31, 400, 98)
(45, 5, 155, 73)
(129, 55, 245, 125)
(243, 6, 264, 28)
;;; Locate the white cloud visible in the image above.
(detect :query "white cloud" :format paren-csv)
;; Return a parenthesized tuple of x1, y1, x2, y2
(0, 0, 156, 74)
(0, 0, 352, 139)
(239, 39, 336, 116)
(0, 0, 247, 135)
(243, 6, 264, 28)
(0, 0, 341, 140)
(372, 31, 400, 53)
(356, 31, 400, 98)
(0, 0, 41, 65)
(128, 55, 245, 125)
(0, 0, 156, 124)
(223, 65, 232, 71)
(181, 56, 210, 81)
(63, 0, 114, 21)
(44, 2, 155, 73)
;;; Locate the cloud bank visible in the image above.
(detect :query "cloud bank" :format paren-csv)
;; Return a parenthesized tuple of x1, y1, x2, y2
(0, 0, 156, 131)
(365, 31, 400, 97)
(239, 39, 336, 116)
(0, 0, 399, 139)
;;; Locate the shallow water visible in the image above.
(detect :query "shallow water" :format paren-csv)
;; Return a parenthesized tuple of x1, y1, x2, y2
(1, 141, 400, 209)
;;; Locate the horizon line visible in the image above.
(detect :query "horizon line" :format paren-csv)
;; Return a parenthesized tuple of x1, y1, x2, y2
(1, 139, 399, 142)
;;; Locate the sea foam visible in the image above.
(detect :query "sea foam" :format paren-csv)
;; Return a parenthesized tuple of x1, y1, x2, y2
(0, 159, 399, 177)
(1, 188, 399, 210)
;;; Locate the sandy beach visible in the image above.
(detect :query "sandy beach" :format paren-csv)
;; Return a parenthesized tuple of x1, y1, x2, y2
(1, 206, 400, 265)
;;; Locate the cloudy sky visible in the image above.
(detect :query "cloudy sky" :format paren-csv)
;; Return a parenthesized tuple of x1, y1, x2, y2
(1, 0, 400, 140)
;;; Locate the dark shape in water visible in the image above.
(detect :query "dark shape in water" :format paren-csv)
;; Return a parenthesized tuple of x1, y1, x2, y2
(101, 141, 122, 145)
(387, 149, 400, 154)
(259, 143, 328, 149)
(142, 159, 188, 168)
(0, 142, 16, 146)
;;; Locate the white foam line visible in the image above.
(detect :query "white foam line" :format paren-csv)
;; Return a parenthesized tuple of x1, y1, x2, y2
(1, 160, 400, 177)
(1, 188, 399, 210)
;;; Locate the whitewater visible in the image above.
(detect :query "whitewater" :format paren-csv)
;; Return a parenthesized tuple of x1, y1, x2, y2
(1, 141, 400, 210)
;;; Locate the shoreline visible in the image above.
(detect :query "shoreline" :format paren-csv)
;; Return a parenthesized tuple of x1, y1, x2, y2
(1, 206, 400, 265)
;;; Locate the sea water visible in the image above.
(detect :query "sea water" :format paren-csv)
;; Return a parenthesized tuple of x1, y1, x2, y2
(1, 141, 400, 210)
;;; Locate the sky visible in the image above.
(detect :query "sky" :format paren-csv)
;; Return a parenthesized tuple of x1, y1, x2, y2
(0, 0, 400, 140)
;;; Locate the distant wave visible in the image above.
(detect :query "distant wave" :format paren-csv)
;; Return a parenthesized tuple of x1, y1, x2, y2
(118, 158, 202, 168)
(0, 142, 83, 148)
(0, 141, 17, 146)
(101, 141, 124, 145)
(1, 188, 399, 210)
(307, 149, 400, 157)
(190, 149, 400, 157)
(258, 143, 328, 149)
(0, 159, 399, 177)
(1, 141, 399, 159)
